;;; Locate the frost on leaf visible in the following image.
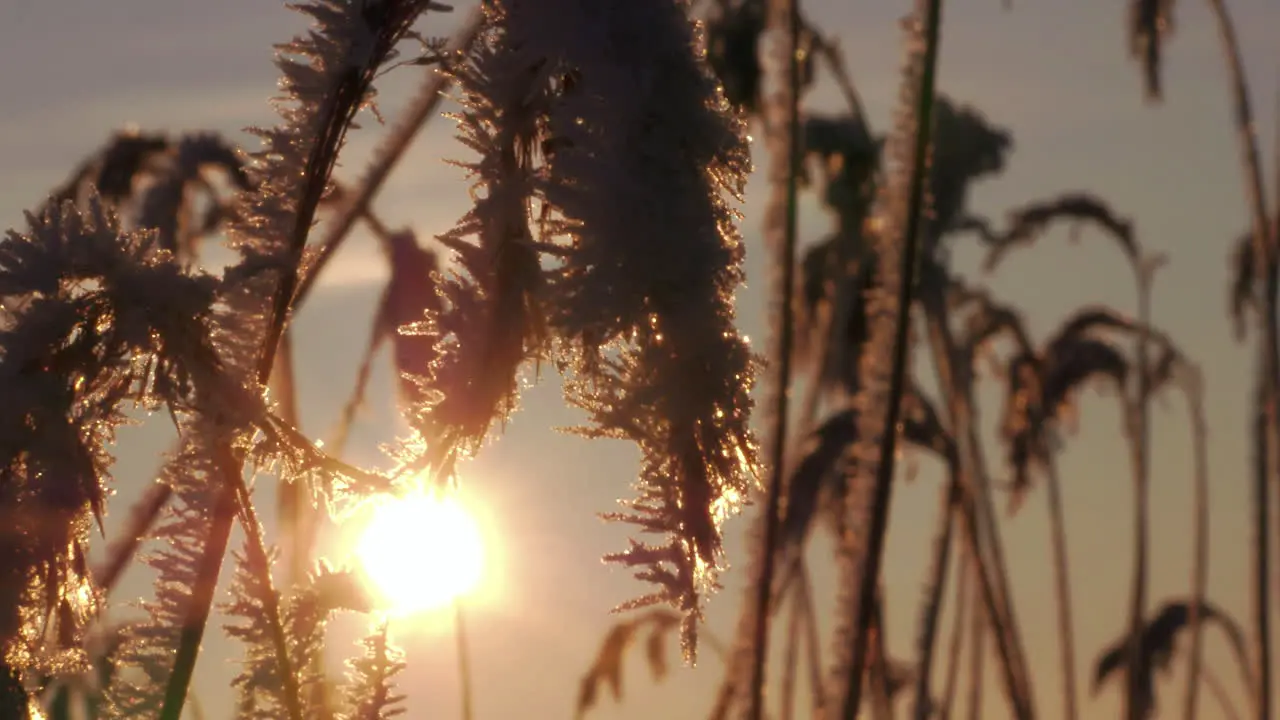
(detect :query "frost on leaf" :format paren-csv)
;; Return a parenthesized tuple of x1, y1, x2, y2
(411, 0, 550, 478)
(529, 0, 758, 660)
(343, 622, 407, 720)
(375, 0, 757, 661)
(0, 196, 233, 703)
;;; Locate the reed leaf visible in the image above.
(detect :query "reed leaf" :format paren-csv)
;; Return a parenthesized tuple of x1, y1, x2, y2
(1000, 337, 1129, 509)
(977, 192, 1139, 272)
(927, 98, 1012, 241)
(1127, 0, 1176, 102)
(332, 228, 442, 456)
(1230, 232, 1255, 342)
(778, 386, 953, 559)
(1093, 599, 1250, 712)
(574, 610, 683, 719)
(46, 130, 172, 207)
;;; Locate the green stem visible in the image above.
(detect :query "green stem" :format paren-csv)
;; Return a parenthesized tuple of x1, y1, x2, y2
(836, 0, 945, 716)
(158, 445, 240, 720)
(162, 65, 367, 720)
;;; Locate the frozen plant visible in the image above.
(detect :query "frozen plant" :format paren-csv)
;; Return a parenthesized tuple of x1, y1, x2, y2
(409, 0, 759, 659)
(0, 0, 761, 717)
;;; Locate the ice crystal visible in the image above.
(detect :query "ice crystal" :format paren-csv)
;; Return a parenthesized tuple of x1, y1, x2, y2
(416, 0, 758, 657)
(538, 0, 758, 659)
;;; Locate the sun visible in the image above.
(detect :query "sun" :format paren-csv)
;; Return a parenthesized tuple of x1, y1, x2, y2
(355, 490, 485, 614)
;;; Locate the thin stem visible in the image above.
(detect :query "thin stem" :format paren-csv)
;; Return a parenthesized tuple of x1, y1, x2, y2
(957, 374, 1035, 713)
(273, 332, 309, 588)
(912, 466, 960, 719)
(937, 551, 971, 720)
(455, 600, 474, 720)
(959, 462, 1030, 717)
(232, 480, 306, 720)
(256, 74, 375, 383)
(1044, 460, 1079, 720)
(1184, 370, 1211, 720)
(921, 297, 1033, 718)
(93, 480, 172, 596)
(781, 580, 803, 720)
(809, 33, 867, 122)
(273, 329, 332, 719)
(836, 1, 945, 715)
(797, 565, 826, 716)
(866, 584, 894, 720)
(158, 445, 242, 720)
(164, 33, 389, 720)
(161, 443, 305, 720)
(746, 0, 804, 713)
(966, 591, 985, 720)
(291, 8, 484, 312)
(1199, 2, 1275, 714)
(1273, 86, 1280, 720)
(1205, 665, 1245, 720)
(1254, 389, 1273, 720)
(1123, 273, 1152, 720)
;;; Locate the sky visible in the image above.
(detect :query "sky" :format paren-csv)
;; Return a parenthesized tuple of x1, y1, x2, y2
(1, 1, 1279, 719)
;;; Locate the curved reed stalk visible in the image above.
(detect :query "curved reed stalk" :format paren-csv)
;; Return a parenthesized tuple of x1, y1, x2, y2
(1204, 666, 1244, 720)
(1123, 257, 1157, 720)
(1200, 2, 1277, 715)
(911, 462, 960, 719)
(1122, 4, 1275, 709)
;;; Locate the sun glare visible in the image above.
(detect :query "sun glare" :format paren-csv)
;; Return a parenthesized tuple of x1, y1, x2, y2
(355, 490, 485, 614)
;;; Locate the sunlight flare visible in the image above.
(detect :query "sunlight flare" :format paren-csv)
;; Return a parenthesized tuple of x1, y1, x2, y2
(355, 490, 485, 614)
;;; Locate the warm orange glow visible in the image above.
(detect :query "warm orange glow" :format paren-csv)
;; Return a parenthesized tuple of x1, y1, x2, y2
(355, 490, 485, 614)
